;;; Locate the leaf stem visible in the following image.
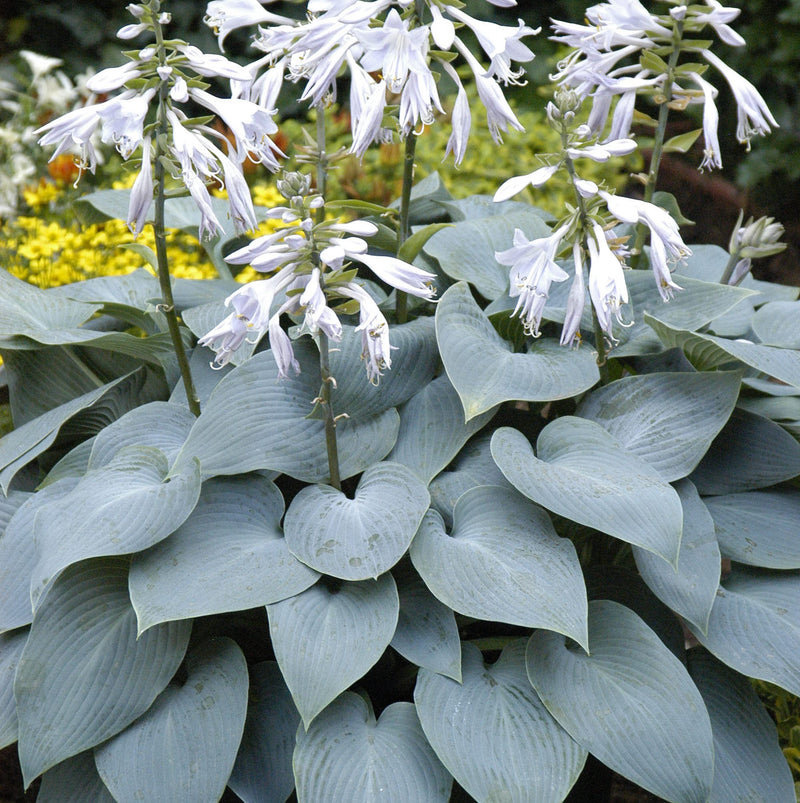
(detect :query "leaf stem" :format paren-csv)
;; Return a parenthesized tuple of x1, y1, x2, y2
(318, 331, 342, 491)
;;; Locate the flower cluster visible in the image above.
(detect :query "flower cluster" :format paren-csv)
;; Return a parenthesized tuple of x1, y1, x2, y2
(34, 1, 283, 240)
(494, 89, 690, 346)
(198, 172, 436, 382)
(550, 0, 777, 171)
(205, 0, 539, 163)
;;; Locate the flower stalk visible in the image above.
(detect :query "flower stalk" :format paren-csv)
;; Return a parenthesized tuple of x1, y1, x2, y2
(152, 5, 201, 416)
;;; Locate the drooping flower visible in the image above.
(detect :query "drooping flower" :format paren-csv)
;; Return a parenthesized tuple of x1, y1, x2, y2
(587, 222, 630, 338)
(495, 225, 570, 337)
(127, 136, 153, 237)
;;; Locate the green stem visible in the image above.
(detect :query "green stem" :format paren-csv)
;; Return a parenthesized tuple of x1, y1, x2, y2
(318, 331, 342, 491)
(152, 9, 201, 416)
(396, 132, 417, 324)
(631, 19, 684, 264)
(315, 105, 327, 227)
(719, 251, 741, 285)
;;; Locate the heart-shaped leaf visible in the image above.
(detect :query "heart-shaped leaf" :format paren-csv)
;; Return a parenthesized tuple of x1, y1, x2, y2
(576, 371, 740, 481)
(751, 300, 800, 348)
(633, 479, 720, 634)
(390, 561, 461, 682)
(15, 557, 191, 784)
(130, 475, 319, 632)
(687, 566, 800, 696)
(388, 374, 497, 484)
(30, 445, 202, 608)
(526, 600, 714, 803)
(415, 640, 586, 802)
(267, 574, 399, 727)
(294, 692, 452, 803)
(689, 408, 800, 494)
(284, 462, 429, 581)
(175, 338, 399, 484)
(436, 283, 599, 420)
(704, 489, 800, 568)
(94, 638, 248, 803)
(228, 661, 300, 803)
(492, 422, 683, 563)
(687, 649, 796, 803)
(410, 485, 588, 651)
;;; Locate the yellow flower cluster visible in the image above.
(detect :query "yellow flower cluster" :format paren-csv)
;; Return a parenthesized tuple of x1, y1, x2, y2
(1, 179, 287, 288)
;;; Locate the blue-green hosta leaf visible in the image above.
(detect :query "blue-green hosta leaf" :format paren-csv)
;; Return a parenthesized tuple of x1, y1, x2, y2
(228, 661, 300, 803)
(646, 313, 800, 388)
(94, 638, 248, 803)
(687, 566, 800, 696)
(492, 422, 683, 563)
(436, 283, 599, 421)
(609, 272, 755, 357)
(410, 485, 589, 650)
(428, 431, 513, 526)
(576, 371, 740, 481)
(39, 439, 94, 487)
(130, 475, 318, 632)
(284, 462, 429, 581)
(435, 195, 551, 223)
(687, 649, 796, 803)
(0, 482, 75, 633)
(415, 640, 586, 802)
(30, 445, 202, 608)
(526, 600, 714, 803)
(175, 338, 399, 484)
(267, 574, 399, 727)
(294, 693, 452, 803)
(0, 373, 129, 494)
(390, 561, 461, 682)
(329, 318, 438, 420)
(88, 401, 196, 469)
(0, 628, 26, 748)
(751, 300, 800, 348)
(0, 269, 101, 341)
(423, 208, 550, 300)
(633, 480, 721, 634)
(584, 565, 686, 660)
(688, 408, 800, 494)
(37, 751, 116, 803)
(388, 374, 497, 484)
(704, 489, 800, 568)
(14, 557, 191, 785)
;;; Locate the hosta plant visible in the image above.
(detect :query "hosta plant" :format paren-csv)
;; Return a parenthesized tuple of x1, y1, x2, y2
(0, 1, 798, 801)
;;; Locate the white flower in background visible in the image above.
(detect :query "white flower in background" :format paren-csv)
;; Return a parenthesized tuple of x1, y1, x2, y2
(495, 225, 570, 337)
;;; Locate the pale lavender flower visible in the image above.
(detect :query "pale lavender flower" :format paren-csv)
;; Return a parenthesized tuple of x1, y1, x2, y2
(204, 0, 293, 50)
(444, 5, 538, 86)
(268, 309, 301, 378)
(495, 225, 570, 337)
(561, 242, 587, 347)
(690, 71, 722, 170)
(100, 89, 154, 158)
(441, 62, 471, 166)
(493, 164, 559, 202)
(693, 1, 746, 47)
(354, 253, 437, 299)
(587, 223, 629, 337)
(177, 44, 252, 81)
(702, 49, 777, 148)
(190, 87, 282, 168)
(197, 312, 252, 367)
(299, 268, 343, 340)
(338, 282, 395, 384)
(85, 62, 142, 93)
(127, 136, 153, 237)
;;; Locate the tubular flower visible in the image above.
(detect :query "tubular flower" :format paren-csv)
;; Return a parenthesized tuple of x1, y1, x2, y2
(587, 223, 630, 338)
